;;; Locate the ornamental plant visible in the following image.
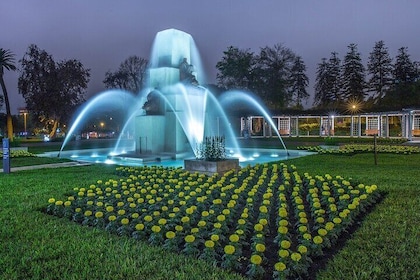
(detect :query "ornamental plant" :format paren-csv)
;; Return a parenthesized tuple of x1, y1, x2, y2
(195, 136, 226, 161)
(46, 162, 382, 279)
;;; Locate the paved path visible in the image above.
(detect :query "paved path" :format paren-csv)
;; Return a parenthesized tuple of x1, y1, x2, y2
(0, 161, 92, 173)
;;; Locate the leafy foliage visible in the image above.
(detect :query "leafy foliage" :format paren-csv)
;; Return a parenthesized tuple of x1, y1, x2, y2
(18, 44, 90, 138)
(367, 40, 393, 101)
(195, 136, 226, 161)
(103, 56, 148, 94)
(0, 48, 17, 140)
(341, 44, 366, 102)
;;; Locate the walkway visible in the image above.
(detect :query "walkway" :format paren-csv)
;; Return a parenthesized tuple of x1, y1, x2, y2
(0, 161, 92, 173)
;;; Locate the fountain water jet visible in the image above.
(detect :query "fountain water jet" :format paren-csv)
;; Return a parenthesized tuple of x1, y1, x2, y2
(59, 28, 289, 165)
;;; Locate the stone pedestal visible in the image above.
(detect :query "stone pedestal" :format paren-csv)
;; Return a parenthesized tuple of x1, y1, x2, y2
(184, 158, 239, 175)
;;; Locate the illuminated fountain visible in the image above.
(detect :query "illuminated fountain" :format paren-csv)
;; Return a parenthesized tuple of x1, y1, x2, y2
(58, 29, 294, 166)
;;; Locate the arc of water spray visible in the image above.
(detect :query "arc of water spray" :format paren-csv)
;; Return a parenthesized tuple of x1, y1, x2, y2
(219, 90, 289, 156)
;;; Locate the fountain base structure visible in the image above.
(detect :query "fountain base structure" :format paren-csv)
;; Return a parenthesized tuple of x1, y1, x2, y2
(184, 158, 239, 175)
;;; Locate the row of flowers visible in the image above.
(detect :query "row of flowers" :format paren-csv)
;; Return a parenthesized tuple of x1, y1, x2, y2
(46, 163, 381, 279)
(0, 149, 36, 158)
(298, 144, 420, 155)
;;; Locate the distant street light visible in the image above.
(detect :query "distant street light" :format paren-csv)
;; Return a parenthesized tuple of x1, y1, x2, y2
(19, 108, 28, 136)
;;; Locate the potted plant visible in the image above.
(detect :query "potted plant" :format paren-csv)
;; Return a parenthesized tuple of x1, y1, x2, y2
(184, 136, 239, 175)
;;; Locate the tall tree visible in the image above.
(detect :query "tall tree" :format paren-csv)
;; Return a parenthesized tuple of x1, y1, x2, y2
(103, 56, 148, 94)
(289, 55, 309, 109)
(367, 40, 393, 101)
(18, 44, 90, 138)
(0, 48, 17, 141)
(327, 52, 343, 103)
(394, 47, 418, 85)
(216, 46, 255, 90)
(255, 44, 296, 109)
(341, 43, 366, 101)
(314, 58, 334, 107)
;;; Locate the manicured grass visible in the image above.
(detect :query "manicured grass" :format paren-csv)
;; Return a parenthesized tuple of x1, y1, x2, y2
(1, 151, 418, 279)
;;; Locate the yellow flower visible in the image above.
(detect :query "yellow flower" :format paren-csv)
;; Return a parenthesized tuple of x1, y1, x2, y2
(117, 209, 126, 216)
(131, 213, 139, 219)
(259, 205, 268, 213)
(151, 225, 161, 233)
(55, 200, 63, 206)
(198, 220, 206, 227)
(255, 243, 266, 253)
(158, 218, 167, 225)
(201, 211, 209, 217)
(144, 215, 153, 222)
(84, 210, 93, 217)
(318, 228, 328, 236)
(135, 223, 144, 231)
(229, 234, 240, 243)
(95, 211, 104, 218)
(303, 233, 312, 240)
(254, 223, 264, 232)
(204, 240, 215, 248)
(250, 255, 262, 265)
(298, 245, 308, 254)
(210, 234, 219, 242)
(181, 216, 190, 223)
(191, 228, 199, 234)
(117, 201, 124, 207)
(291, 252, 302, 262)
(64, 201, 72, 207)
(259, 218, 268, 226)
(316, 217, 325, 223)
(278, 249, 289, 258)
(274, 262, 287, 272)
(75, 208, 82, 213)
(313, 235, 323, 244)
(108, 215, 117, 222)
(224, 245, 235, 255)
(121, 218, 130, 225)
(278, 220, 288, 227)
(325, 222, 334, 231)
(278, 226, 288, 234)
(217, 215, 226, 222)
(333, 217, 342, 224)
(184, 235, 195, 243)
(280, 240, 291, 249)
(175, 225, 183, 232)
(48, 198, 55, 204)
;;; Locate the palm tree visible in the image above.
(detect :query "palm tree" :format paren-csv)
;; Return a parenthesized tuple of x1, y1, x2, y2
(0, 48, 17, 141)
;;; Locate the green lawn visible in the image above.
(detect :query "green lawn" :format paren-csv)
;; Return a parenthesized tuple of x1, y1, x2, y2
(0, 151, 419, 279)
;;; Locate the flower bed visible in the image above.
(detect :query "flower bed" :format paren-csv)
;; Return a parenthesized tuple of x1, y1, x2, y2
(0, 150, 36, 158)
(46, 163, 381, 279)
(298, 144, 420, 155)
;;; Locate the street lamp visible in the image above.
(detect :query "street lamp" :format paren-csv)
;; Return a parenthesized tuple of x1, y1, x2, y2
(19, 108, 28, 137)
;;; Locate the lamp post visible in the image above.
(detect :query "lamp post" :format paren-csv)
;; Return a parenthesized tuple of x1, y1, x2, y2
(19, 108, 28, 137)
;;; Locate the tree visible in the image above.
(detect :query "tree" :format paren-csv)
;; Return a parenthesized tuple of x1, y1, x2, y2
(289, 55, 309, 109)
(341, 43, 366, 102)
(0, 48, 17, 140)
(255, 44, 296, 109)
(327, 52, 343, 103)
(394, 47, 418, 85)
(314, 58, 334, 107)
(216, 46, 255, 90)
(103, 56, 148, 94)
(367, 40, 393, 101)
(18, 44, 90, 138)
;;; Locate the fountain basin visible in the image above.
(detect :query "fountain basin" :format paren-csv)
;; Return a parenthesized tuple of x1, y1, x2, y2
(184, 158, 239, 175)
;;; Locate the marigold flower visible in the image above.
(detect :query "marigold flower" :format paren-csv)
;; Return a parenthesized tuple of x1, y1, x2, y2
(84, 210, 93, 217)
(298, 245, 308, 254)
(278, 226, 288, 234)
(181, 216, 190, 223)
(165, 230, 176, 238)
(278, 249, 289, 258)
(259, 205, 268, 213)
(205, 240, 215, 248)
(210, 234, 219, 242)
(255, 243, 266, 253)
(303, 233, 312, 240)
(291, 252, 302, 262)
(318, 228, 328, 236)
(214, 222, 222, 229)
(175, 225, 183, 232)
(144, 215, 153, 222)
(229, 234, 240, 243)
(151, 225, 161, 233)
(280, 240, 291, 249)
(250, 255, 262, 265)
(135, 223, 144, 231)
(224, 245, 235, 255)
(259, 218, 268, 226)
(117, 209, 126, 216)
(333, 217, 342, 224)
(75, 208, 82, 213)
(191, 228, 199, 234)
(95, 211, 104, 218)
(313, 235, 323, 244)
(274, 262, 287, 272)
(64, 201, 72, 207)
(198, 220, 206, 227)
(316, 217, 325, 224)
(158, 218, 167, 225)
(184, 235, 195, 243)
(254, 223, 264, 232)
(278, 220, 288, 227)
(222, 209, 230, 215)
(108, 215, 117, 222)
(217, 215, 226, 222)
(325, 222, 334, 231)
(48, 198, 55, 204)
